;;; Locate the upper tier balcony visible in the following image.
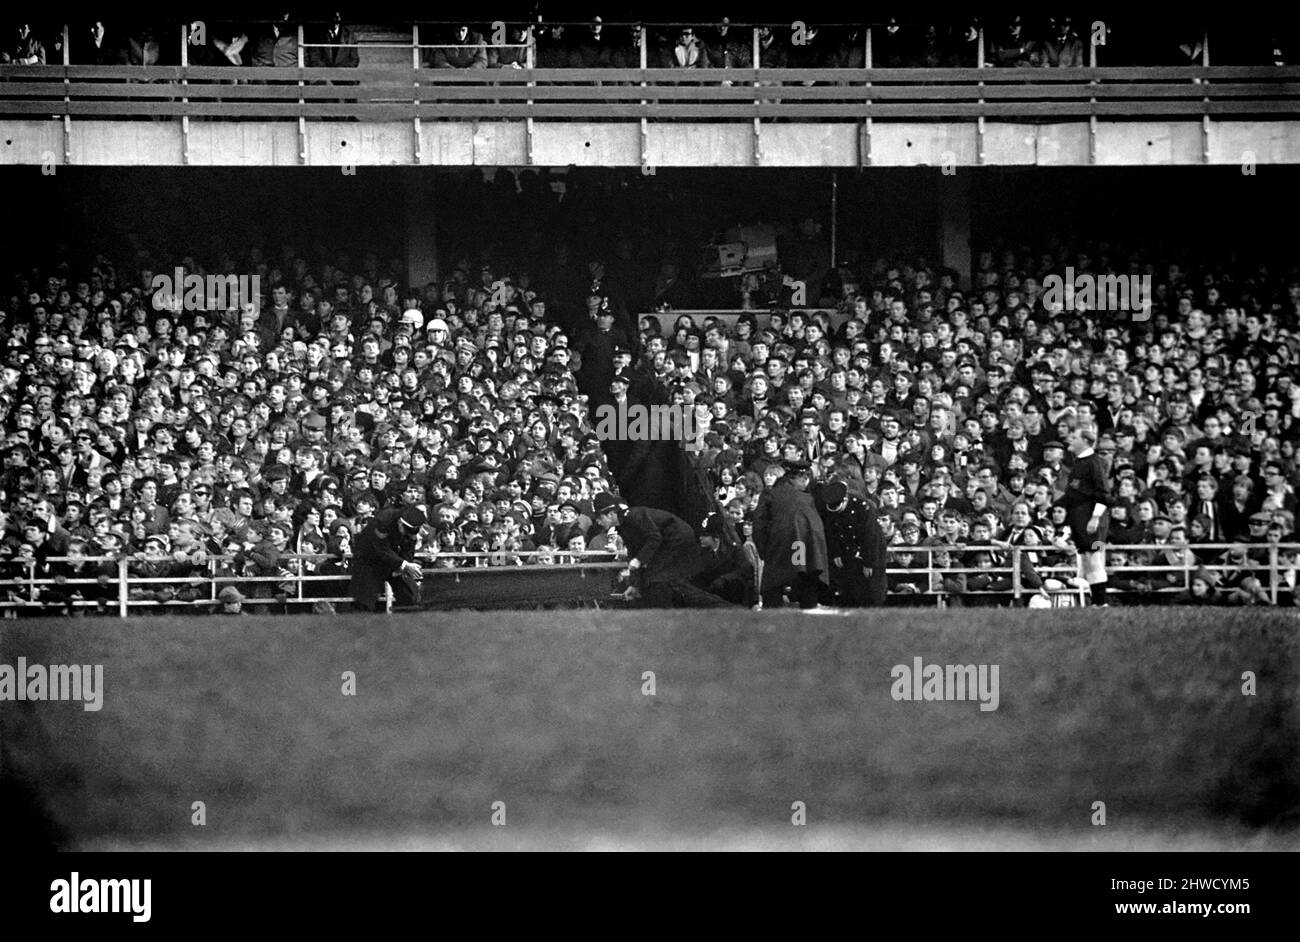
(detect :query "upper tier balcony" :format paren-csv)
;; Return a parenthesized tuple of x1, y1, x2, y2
(2, 21, 1297, 168)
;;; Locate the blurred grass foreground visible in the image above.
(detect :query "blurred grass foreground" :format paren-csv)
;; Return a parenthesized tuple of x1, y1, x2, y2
(2, 607, 1297, 850)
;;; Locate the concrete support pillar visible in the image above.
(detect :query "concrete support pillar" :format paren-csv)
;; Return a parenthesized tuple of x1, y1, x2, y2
(404, 172, 438, 293)
(937, 172, 972, 291)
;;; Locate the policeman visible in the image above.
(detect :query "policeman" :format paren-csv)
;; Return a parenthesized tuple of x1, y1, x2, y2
(816, 480, 888, 606)
(349, 505, 426, 612)
(592, 492, 732, 608)
(693, 511, 756, 605)
(752, 460, 830, 609)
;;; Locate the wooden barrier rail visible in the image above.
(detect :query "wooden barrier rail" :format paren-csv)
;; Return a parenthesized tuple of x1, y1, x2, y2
(3, 65, 1298, 120)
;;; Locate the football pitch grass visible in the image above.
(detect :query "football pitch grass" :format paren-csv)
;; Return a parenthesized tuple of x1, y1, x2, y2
(2, 607, 1298, 851)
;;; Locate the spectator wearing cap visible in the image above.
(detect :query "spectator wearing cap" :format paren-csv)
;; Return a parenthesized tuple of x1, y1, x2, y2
(1177, 567, 1222, 605)
(215, 586, 245, 615)
(1245, 511, 1275, 559)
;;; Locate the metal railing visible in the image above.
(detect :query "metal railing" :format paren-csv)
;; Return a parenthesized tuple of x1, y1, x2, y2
(881, 540, 1290, 607)
(0, 550, 626, 616)
(2, 541, 1293, 615)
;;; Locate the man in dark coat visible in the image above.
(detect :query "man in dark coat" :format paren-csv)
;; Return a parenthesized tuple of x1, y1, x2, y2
(592, 493, 731, 608)
(752, 461, 830, 609)
(429, 24, 488, 69)
(815, 480, 887, 606)
(306, 14, 360, 69)
(577, 311, 627, 407)
(349, 505, 426, 612)
(1063, 426, 1113, 606)
(617, 387, 686, 518)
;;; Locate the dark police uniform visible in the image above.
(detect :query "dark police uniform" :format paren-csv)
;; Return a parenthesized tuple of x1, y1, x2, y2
(349, 506, 422, 612)
(817, 486, 888, 607)
(753, 471, 830, 609)
(620, 506, 732, 608)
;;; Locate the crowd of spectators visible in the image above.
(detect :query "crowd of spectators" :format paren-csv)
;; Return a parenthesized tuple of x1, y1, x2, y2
(3, 15, 1294, 69)
(4, 202, 1300, 613)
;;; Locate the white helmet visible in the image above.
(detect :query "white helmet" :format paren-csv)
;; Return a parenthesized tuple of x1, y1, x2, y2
(400, 308, 424, 331)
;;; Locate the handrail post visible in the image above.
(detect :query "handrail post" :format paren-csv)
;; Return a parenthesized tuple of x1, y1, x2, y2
(862, 26, 872, 168)
(639, 24, 647, 85)
(976, 26, 985, 163)
(752, 27, 761, 166)
(62, 24, 71, 166)
(180, 23, 190, 164)
(524, 24, 533, 165)
(1011, 547, 1022, 605)
(1201, 24, 1211, 163)
(297, 23, 306, 164)
(1088, 24, 1098, 163)
(1269, 545, 1279, 604)
(413, 24, 422, 164)
(117, 556, 128, 618)
(639, 24, 648, 169)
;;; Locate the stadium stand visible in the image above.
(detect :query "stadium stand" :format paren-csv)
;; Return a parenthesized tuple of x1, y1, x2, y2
(4, 219, 1299, 613)
(1, 14, 1298, 612)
